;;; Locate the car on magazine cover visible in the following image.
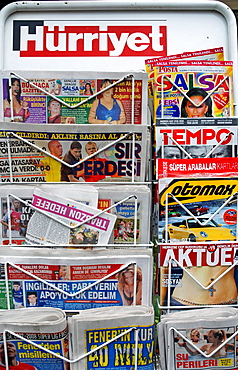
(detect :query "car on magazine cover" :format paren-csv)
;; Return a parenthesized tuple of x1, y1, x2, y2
(162, 217, 236, 242)
(160, 208, 181, 218)
(186, 204, 209, 216)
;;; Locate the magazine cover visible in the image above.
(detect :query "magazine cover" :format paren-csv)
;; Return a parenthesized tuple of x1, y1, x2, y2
(0, 184, 99, 245)
(157, 241, 238, 308)
(0, 308, 68, 370)
(157, 177, 238, 244)
(96, 185, 151, 244)
(153, 60, 233, 122)
(0, 248, 153, 311)
(145, 48, 224, 115)
(25, 188, 116, 246)
(0, 123, 148, 183)
(1, 70, 148, 125)
(155, 119, 238, 179)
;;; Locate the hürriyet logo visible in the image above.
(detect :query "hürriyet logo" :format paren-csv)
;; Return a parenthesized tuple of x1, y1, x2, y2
(13, 20, 167, 57)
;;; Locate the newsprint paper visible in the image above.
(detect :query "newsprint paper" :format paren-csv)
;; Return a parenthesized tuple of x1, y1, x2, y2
(0, 247, 153, 311)
(25, 188, 116, 246)
(0, 307, 68, 370)
(1, 70, 148, 125)
(158, 307, 238, 370)
(0, 123, 149, 183)
(0, 184, 98, 245)
(68, 305, 154, 370)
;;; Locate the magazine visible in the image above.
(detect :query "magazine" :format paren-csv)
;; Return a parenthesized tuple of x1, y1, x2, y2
(1, 70, 148, 125)
(25, 188, 117, 246)
(145, 48, 224, 116)
(156, 241, 238, 308)
(0, 184, 99, 245)
(68, 305, 154, 370)
(153, 60, 233, 122)
(0, 307, 68, 370)
(96, 184, 151, 244)
(155, 119, 238, 179)
(0, 122, 148, 183)
(157, 177, 238, 244)
(0, 247, 153, 311)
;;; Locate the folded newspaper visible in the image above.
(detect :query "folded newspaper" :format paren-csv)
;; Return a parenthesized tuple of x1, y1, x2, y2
(68, 305, 154, 370)
(0, 246, 153, 311)
(0, 122, 149, 183)
(158, 307, 238, 370)
(1, 70, 148, 125)
(0, 307, 68, 370)
(25, 188, 116, 246)
(96, 184, 151, 244)
(0, 183, 99, 245)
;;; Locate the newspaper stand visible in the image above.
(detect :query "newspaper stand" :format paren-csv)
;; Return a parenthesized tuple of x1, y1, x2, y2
(0, 1, 237, 370)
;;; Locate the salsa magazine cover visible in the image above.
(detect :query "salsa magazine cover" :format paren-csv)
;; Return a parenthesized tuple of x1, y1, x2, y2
(153, 61, 233, 122)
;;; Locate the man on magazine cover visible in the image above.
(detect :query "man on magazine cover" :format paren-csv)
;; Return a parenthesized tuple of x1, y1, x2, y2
(0, 342, 38, 370)
(32, 140, 63, 182)
(60, 141, 84, 182)
(75, 141, 115, 182)
(26, 292, 38, 307)
(1, 200, 23, 238)
(12, 282, 24, 309)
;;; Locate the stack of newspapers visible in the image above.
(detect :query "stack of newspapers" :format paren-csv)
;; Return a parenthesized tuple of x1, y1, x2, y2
(0, 307, 68, 370)
(69, 305, 154, 370)
(158, 307, 238, 370)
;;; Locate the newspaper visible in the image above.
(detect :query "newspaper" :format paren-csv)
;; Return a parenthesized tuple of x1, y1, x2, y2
(68, 305, 154, 370)
(157, 177, 238, 244)
(0, 307, 68, 370)
(1, 70, 148, 125)
(156, 241, 238, 307)
(0, 247, 153, 311)
(158, 307, 238, 370)
(0, 184, 99, 245)
(0, 122, 148, 183)
(96, 184, 151, 244)
(25, 188, 116, 246)
(1, 71, 147, 125)
(153, 60, 233, 122)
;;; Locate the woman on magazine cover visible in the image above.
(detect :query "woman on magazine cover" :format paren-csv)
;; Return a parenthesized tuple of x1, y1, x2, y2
(88, 79, 126, 124)
(181, 329, 231, 359)
(180, 87, 213, 118)
(4, 78, 30, 122)
(116, 265, 142, 305)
